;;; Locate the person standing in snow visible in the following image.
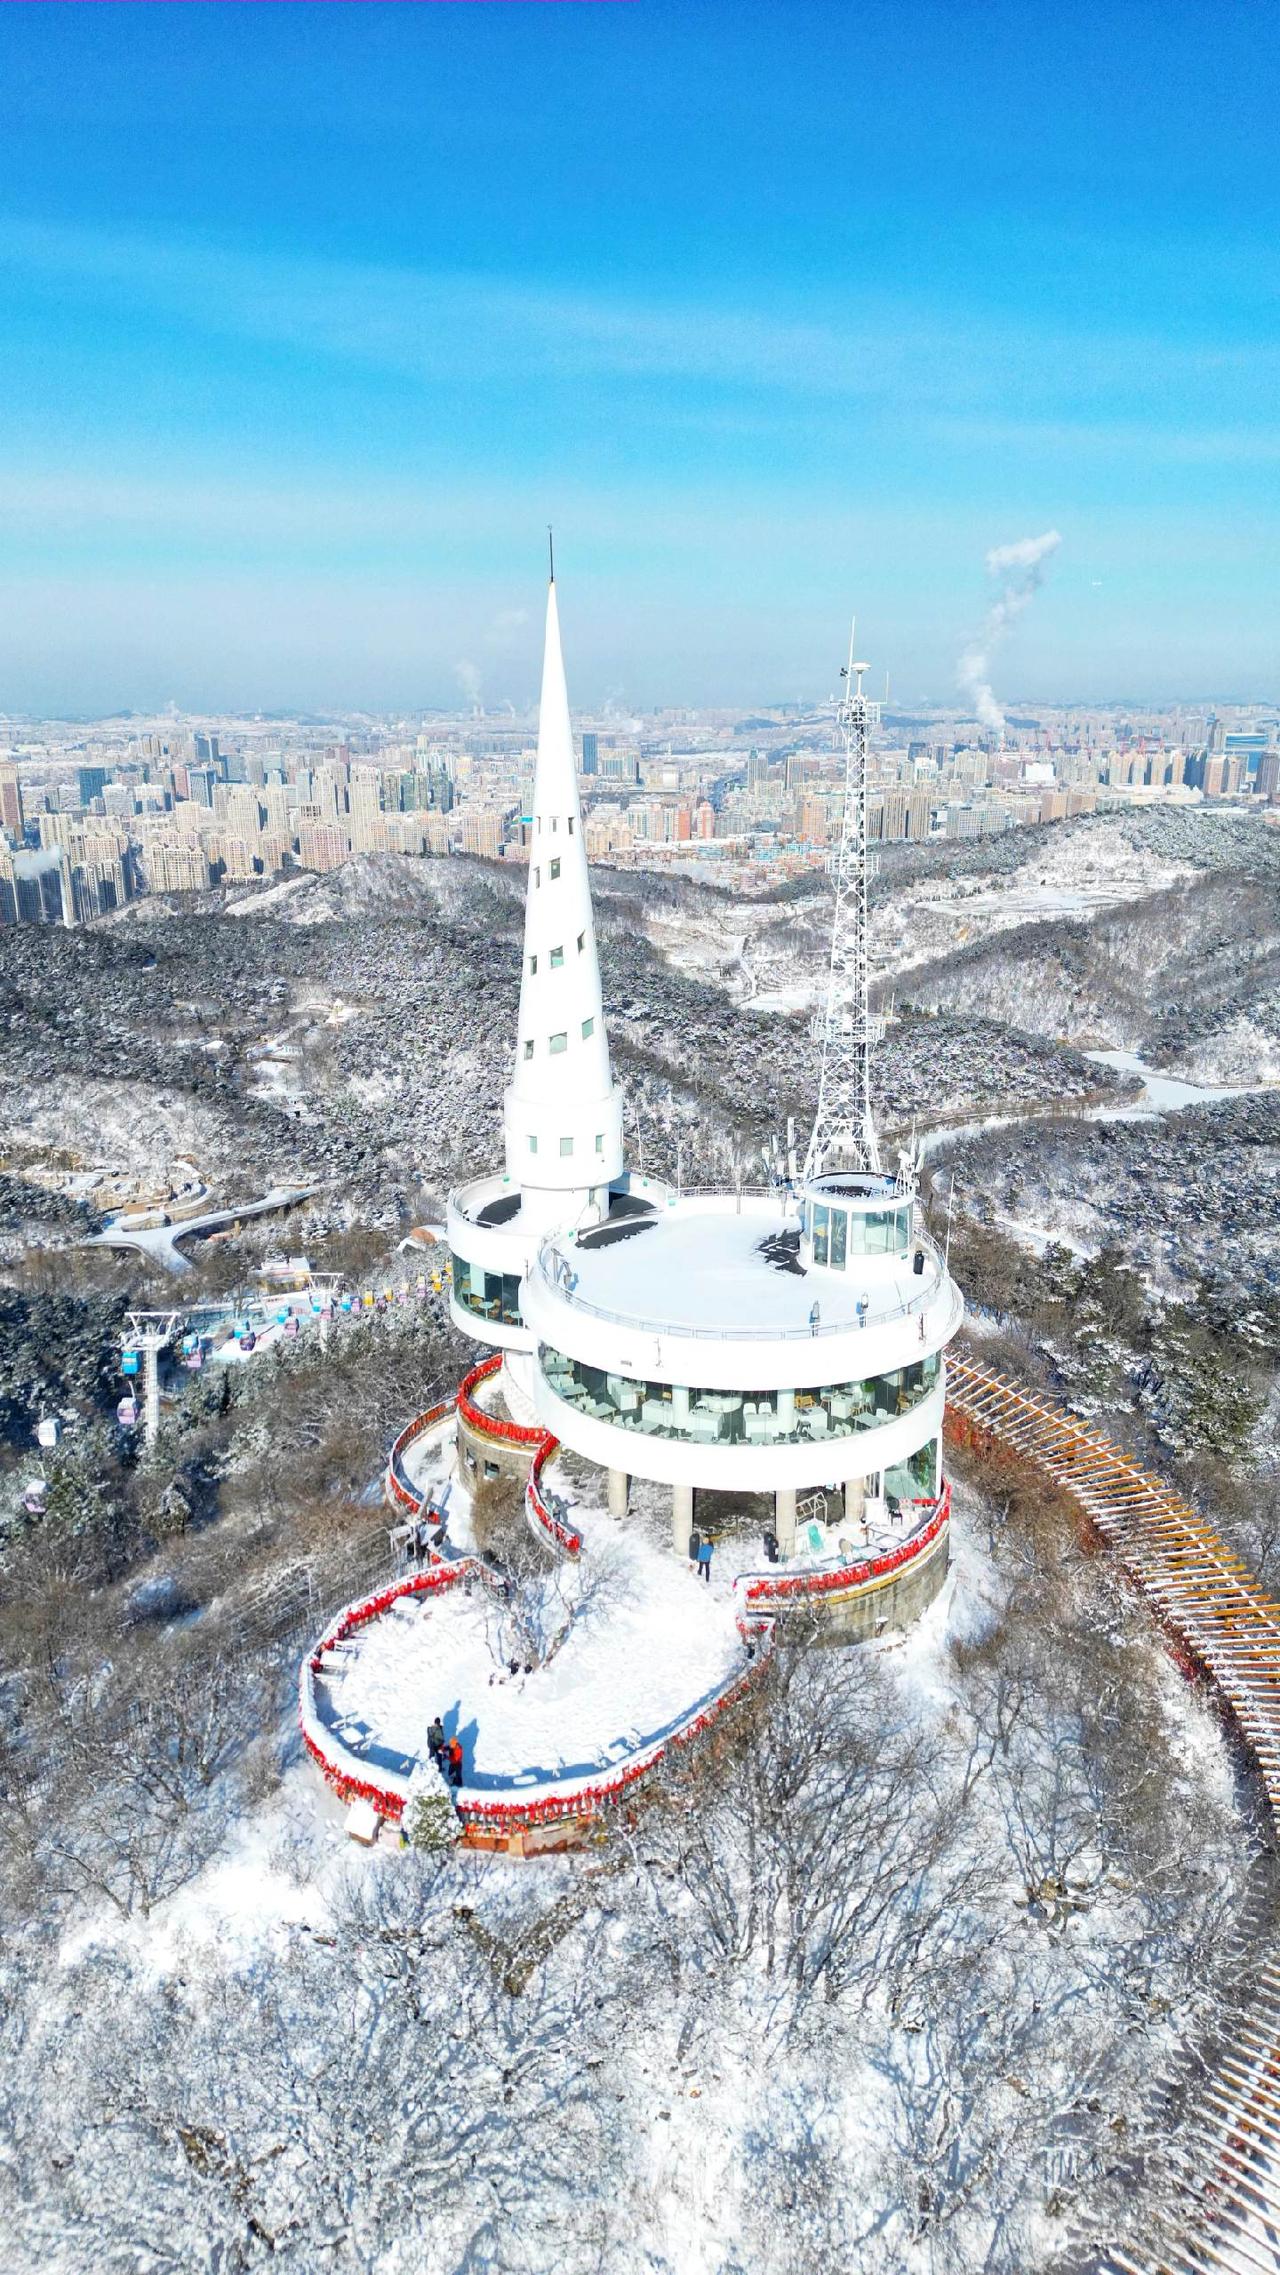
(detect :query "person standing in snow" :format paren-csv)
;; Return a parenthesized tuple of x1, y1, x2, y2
(688, 1525, 701, 1572)
(445, 1735, 464, 1788)
(427, 1716, 446, 1770)
(696, 1534, 714, 1586)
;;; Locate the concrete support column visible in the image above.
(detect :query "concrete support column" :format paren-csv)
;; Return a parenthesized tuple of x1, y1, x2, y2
(672, 1480, 694, 1556)
(608, 1468, 630, 1520)
(844, 1475, 866, 1528)
(775, 1487, 797, 1558)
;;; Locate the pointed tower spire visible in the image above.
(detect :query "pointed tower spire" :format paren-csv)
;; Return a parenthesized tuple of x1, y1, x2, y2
(502, 570, 624, 1229)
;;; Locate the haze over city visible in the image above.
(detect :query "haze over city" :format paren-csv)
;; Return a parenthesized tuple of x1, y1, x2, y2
(2, 0, 1278, 712)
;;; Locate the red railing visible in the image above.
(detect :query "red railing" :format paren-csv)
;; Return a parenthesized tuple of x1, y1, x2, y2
(300, 1562, 478, 1819)
(300, 1560, 772, 1832)
(736, 1483, 951, 1611)
(527, 1433, 581, 1557)
(324, 1348, 955, 1846)
(456, 1353, 547, 1447)
(386, 1397, 456, 1512)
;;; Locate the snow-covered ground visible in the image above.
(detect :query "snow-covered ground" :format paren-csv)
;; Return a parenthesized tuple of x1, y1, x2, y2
(33, 1477, 1248, 2275)
(321, 1517, 745, 1795)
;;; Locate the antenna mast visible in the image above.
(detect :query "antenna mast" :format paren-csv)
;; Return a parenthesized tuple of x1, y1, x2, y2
(802, 620, 883, 1181)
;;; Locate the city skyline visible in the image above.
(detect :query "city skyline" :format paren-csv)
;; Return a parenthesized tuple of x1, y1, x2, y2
(1, 2, 1278, 710)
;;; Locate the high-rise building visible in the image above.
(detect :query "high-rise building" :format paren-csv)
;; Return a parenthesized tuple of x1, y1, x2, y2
(77, 765, 108, 808)
(580, 732, 599, 775)
(298, 821, 351, 873)
(4, 850, 66, 924)
(799, 796, 831, 845)
(907, 788, 933, 840)
(0, 760, 24, 842)
(226, 787, 264, 837)
(348, 766, 385, 850)
(458, 809, 504, 860)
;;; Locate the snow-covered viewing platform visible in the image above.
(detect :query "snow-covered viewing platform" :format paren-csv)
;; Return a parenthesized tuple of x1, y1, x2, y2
(304, 1421, 951, 1851)
(305, 574, 962, 1854)
(302, 1488, 757, 1847)
(542, 1192, 946, 1337)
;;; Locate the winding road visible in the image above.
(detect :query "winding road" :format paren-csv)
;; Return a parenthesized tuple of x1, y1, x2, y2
(86, 1182, 320, 1274)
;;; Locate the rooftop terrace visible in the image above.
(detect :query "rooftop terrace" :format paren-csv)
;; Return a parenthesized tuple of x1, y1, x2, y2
(538, 1194, 957, 1345)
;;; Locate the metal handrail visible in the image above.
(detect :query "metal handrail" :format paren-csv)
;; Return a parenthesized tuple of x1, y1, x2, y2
(532, 1236, 961, 1345)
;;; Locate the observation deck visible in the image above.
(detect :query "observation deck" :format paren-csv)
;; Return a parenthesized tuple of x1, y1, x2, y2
(447, 1168, 674, 1347)
(521, 1189, 963, 1496)
(526, 1190, 962, 1381)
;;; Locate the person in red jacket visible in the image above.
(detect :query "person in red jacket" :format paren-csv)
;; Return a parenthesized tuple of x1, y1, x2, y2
(444, 1736, 464, 1789)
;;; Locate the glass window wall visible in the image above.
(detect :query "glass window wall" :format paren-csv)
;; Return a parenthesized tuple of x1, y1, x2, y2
(885, 1438, 939, 1505)
(538, 1345, 940, 1446)
(802, 1197, 912, 1262)
(452, 1253, 523, 1327)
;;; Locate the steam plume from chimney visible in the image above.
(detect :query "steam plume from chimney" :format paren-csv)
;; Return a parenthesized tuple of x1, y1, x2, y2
(958, 528, 1061, 736)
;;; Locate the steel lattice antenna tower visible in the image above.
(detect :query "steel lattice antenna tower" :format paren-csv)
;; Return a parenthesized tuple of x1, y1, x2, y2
(802, 621, 884, 1181)
(123, 1310, 179, 1453)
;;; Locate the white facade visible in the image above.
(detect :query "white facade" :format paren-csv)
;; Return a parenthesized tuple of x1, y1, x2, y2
(447, 575, 964, 1561)
(449, 575, 625, 1353)
(503, 579, 624, 1224)
(521, 1187, 960, 1497)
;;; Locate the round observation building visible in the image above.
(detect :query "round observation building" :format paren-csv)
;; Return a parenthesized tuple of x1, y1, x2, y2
(442, 582, 961, 1615)
(522, 1164, 959, 1559)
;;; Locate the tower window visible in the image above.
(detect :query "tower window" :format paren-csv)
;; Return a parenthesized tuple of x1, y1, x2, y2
(529, 953, 537, 975)
(568, 818, 574, 835)
(581, 1016, 594, 1038)
(595, 1133, 604, 1154)
(549, 1031, 567, 1054)
(550, 945, 564, 969)
(577, 931, 585, 953)
(550, 817, 557, 832)
(549, 858, 561, 880)
(560, 1136, 574, 1157)
(523, 1039, 534, 1059)
(534, 867, 540, 887)
(528, 1135, 538, 1155)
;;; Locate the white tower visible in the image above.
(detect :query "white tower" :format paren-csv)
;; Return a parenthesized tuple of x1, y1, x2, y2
(803, 625, 884, 1181)
(502, 561, 624, 1233)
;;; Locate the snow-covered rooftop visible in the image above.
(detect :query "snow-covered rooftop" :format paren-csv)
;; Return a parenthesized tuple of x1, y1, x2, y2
(540, 1197, 950, 1343)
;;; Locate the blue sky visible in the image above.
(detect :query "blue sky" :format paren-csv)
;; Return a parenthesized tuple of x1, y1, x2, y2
(0, 0, 1277, 713)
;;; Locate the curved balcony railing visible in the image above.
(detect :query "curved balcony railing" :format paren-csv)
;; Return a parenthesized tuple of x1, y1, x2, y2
(386, 1397, 456, 1513)
(456, 1353, 546, 1448)
(735, 1485, 950, 1611)
(300, 1561, 772, 1834)
(533, 1233, 961, 1345)
(527, 1434, 581, 1558)
(338, 1358, 957, 1852)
